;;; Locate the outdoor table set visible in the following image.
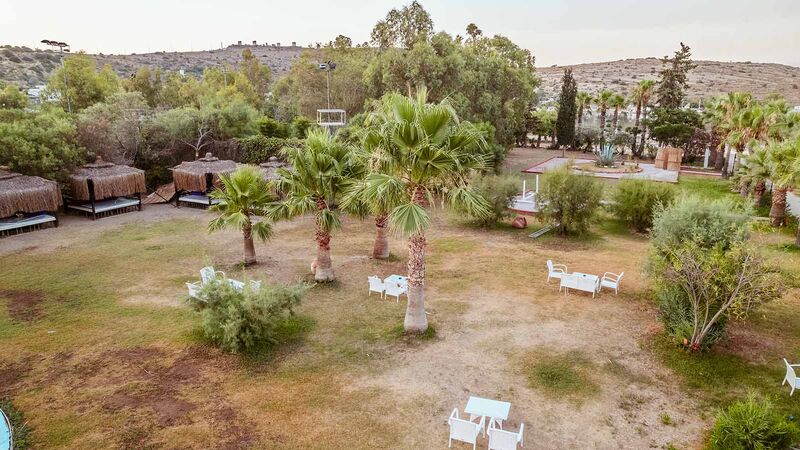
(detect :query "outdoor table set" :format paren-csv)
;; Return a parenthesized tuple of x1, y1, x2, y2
(547, 260, 623, 298)
(448, 396, 524, 450)
(367, 274, 409, 302)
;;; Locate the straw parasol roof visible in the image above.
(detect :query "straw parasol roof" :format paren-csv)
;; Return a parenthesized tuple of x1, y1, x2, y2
(0, 169, 62, 218)
(257, 156, 291, 181)
(69, 157, 146, 202)
(172, 152, 237, 192)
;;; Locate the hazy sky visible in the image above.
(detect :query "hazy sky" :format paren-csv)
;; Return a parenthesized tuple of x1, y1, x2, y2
(3, 0, 799, 67)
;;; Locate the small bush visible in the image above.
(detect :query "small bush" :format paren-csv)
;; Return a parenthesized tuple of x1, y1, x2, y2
(611, 179, 675, 232)
(650, 196, 750, 252)
(187, 280, 308, 353)
(290, 115, 314, 138)
(255, 116, 289, 138)
(538, 167, 603, 236)
(237, 135, 302, 164)
(709, 394, 799, 450)
(465, 174, 519, 226)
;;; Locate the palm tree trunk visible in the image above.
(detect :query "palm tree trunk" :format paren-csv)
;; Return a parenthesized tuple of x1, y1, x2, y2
(599, 108, 607, 141)
(770, 187, 788, 227)
(404, 188, 428, 333)
(632, 104, 642, 156)
(612, 107, 619, 132)
(404, 231, 428, 332)
(577, 106, 583, 126)
(242, 222, 257, 265)
(314, 227, 335, 281)
(753, 180, 766, 206)
(739, 180, 750, 197)
(372, 213, 390, 260)
(721, 145, 732, 178)
(637, 106, 649, 156)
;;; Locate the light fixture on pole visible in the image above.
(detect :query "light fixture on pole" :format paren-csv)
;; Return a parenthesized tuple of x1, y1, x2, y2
(41, 39, 72, 113)
(318, 61, 336, 109)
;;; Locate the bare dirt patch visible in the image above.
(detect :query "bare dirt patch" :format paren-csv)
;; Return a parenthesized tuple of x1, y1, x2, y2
(1, 289, 46, 321)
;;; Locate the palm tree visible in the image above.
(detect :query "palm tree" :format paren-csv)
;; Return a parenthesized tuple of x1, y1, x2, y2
(595, 90, 613, 141)
(705, 92, 753, 177)
(767, 136, 800, 227)
(576, 92, 592, 126)
(359, 89, 490, 332)
(629, 80, 655, 156)
(208, 166, 273, 265)
(742, 147, 771, 206)
(609, 94, 625, 132)
(269, 128, 363, 281)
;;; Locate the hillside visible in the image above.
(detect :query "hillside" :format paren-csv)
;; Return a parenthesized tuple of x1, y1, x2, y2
(537, 57, 800, 104)
(2, 45, 800, 104)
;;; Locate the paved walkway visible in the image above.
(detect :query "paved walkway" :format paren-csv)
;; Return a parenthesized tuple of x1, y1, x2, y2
(521, 157, 680, 183)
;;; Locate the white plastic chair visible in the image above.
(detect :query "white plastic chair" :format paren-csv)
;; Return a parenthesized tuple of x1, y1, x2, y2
(448, 408, 485, 450)
(200, 266, 225, 284)
(783, 358, 800, 395)
(488, 421, 524, 450)
(368, 276, 385, 299)
(384, 281, 408, 303)
(599, 272, 624, 295)
(546, 260, 567, 283)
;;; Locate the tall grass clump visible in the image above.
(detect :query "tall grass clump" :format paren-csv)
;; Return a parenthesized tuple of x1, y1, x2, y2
(610, 179, 675, 232)
(709, 394, 799, 450)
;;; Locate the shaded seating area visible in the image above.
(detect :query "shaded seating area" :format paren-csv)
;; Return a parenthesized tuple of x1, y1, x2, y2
(172, 153, 236, 208)
(0, 168, 62, 236)
(67, 157, 146, 220)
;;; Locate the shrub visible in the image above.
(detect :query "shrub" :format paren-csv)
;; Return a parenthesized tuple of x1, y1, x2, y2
(538, 167, 603, 236)
(255, 116, 289, 138)
(290, 115, 313, 138)
(0, 398, 31, 449)
(465, 174, 519, 226)
(650, 196, 749, 252)
(709, 394, 799, 450)
(610, 179, 675, 232)
(237, 135, 302, 164)
(187, 280, 308, 353)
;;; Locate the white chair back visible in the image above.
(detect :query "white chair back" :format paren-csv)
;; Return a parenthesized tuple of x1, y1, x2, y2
(786, 358, 797, 380)
(547, 260, 554, 272)
(200, 266, 217, 284)
(617, 272, 625, 284)
(449, 409, 480, 445)
(488, 423, 524, 450)
(368, 276, 384, 292)
(385, 281, 404, 297)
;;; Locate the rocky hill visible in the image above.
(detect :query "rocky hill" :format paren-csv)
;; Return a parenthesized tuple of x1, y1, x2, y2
(537, 57, 800, 104)
(2, 44, 800, 104)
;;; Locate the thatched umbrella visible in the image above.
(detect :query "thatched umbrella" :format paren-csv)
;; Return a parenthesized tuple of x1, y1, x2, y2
(258, 156, 291, 181)
(173, 152, 237, 193)
(69, 157, 146, 202)
(0, 169, 62, 218)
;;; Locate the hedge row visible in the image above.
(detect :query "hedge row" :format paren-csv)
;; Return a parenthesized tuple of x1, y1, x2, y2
(236, 136, 304, 165)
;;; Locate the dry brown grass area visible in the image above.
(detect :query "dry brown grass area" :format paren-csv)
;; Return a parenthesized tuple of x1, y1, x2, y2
(5, 148, 797, 448)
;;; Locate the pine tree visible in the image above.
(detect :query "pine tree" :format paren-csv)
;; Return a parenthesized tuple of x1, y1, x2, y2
(656, 42, 696, 109)
(555, 68, 577, 149)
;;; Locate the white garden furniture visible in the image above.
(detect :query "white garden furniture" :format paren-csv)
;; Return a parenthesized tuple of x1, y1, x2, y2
(187, 266, 260, 299)
(464, 396, 511, 432)
(384, 281, 408, 303)
(368, 276, 385, 298)
(384, 274, 408, 289)
(546, 260, 567, 283)
(488, 421, 524, 450)
(599, 272, 624, 295)
(783, 358, 800, 396)
(560, 272, 599, 298)
(448, 408, 485, 450)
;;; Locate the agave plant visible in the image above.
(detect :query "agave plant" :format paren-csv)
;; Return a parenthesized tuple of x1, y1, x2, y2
(595, 143, 616, 167)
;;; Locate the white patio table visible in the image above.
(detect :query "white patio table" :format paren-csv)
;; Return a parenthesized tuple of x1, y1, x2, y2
(384, 274, 408, 289)
(464, 396, 511, 432)
(573, 272, 600, 292)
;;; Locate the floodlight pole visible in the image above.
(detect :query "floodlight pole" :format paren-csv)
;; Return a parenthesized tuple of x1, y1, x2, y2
(326, 69, 331, 109)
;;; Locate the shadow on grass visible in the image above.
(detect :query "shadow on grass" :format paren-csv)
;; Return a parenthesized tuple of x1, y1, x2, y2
(383, 323, 437, 344)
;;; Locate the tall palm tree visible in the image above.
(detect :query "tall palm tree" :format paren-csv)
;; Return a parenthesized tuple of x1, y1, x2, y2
(595, 90, 613, 141)
(629, 80, 655, 156)
(609, 94, 626, 132)
(359, 89, 490, 332)
(208, 166, 273, 265)
(742, 147, 771, 206)
(705, 92, 753, 177)
(269, 128, 363, 281)
(576, 91, 592, 126)
(767, 136, 800, 227)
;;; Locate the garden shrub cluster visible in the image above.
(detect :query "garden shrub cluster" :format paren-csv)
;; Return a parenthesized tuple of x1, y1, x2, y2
(708, 394, 799, 450)
(610, 179, 675, 232)
(538, 167, 603, 235)
(187, 280, 308, 353)
(237, 136, 303, 164)
(464, 174, 519, 226)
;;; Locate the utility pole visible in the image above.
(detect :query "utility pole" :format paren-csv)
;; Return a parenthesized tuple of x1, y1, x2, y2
(319, 61, 336, 109)
(41, 39, 71, 113)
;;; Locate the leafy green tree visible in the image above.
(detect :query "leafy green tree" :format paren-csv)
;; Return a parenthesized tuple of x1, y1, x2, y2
(0, 84, 28, 109)
(148, 106, 215, 160)
(530, 109, 556, 147)
(370, 1, 434, 49)
(555, 69, 577, 149)
(216, 98, 259, 139)
(270, 129, 363, 282)
(209, 166, 274, 265)
(538, 167, 602, 235)
(465, 23, 482, 42)
(46, 53, 119, 111)
(239, 48, 272, 103)
(354, 89, 490, 332)
(656, 42, 696, 109)
(125, 66, 162, 107)
(255, 116, 289, 138)
(0, 107, 86, 180)
(77, 91, 150, 164)
(332, 35, 353, 49)
(645, 107, 703, 149)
